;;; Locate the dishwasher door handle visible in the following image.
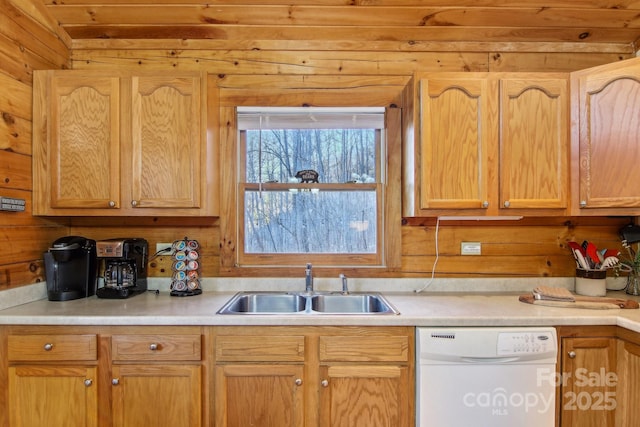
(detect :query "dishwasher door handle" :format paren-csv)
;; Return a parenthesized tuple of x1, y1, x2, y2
(460, 356, 520, 364)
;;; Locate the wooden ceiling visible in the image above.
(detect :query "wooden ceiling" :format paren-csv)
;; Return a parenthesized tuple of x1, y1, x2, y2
(39, 0, 640, 53)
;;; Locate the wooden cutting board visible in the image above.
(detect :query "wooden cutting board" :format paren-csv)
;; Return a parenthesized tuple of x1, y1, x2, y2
(519, 294, 639, 309)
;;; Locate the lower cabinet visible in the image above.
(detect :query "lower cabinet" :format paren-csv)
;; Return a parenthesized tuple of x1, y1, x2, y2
(9, 365, 98, 427)
(556, 326, 640, 427)
(213, 326, 415, 427)
(0, 326, 206, 427)
(6, 332, 99, 427)
(557, 327, 617, 427)
(111, 365, 201, 427)
(615, 330, 640, 427)
(215, 364, 305, 426)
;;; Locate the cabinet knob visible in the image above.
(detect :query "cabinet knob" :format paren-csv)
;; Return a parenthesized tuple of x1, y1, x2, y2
(503, 200, 511, 208)
(321, 379, 329, 387)
(108, 200, 116, 208)
(112, 378, 120, 385)
(580, 200, 587, 208)
(482, 201, 489, 209)
(131, 200, 138, 207)
(43, 343, 53, 351)
(295, 378, 303, 386)
(568, 351, 576, 359)
(149, 343, 158, 351)
(84, 379, 93, 387)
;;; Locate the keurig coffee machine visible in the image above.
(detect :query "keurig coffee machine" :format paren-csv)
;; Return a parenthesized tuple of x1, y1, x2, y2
(44, 236, 98, 301)
(96, 238, 148, 299)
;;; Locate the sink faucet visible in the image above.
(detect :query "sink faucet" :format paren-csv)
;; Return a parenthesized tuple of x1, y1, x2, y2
(340, 273, 349, 295)
(305, 263, 313, 293)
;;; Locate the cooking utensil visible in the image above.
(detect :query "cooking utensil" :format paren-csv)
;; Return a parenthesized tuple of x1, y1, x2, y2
(568, 241, 585, 255)
(600, 256, 620, 270)
(586, 242, 601, 269)
(572, 249, 590, 270)
(519, 294, 639, 309)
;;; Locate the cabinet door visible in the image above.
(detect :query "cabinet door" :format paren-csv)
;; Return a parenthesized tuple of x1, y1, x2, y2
(575, 58, 640, 211)
(319, 365, 411, 427)
(560, 337, 616, 427)
(48, 74, 121, 210)
(111, 364, 201, 427)
(215, 364, 304, 427)
(8, 366, 98, 427)
(129, 75, 203, 210)
(616, 339, 640, 427)
(419, 76, 497, 211)
(500, 77, 568, 210)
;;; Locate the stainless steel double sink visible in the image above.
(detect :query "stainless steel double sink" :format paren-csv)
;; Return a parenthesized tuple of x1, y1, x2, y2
(216, 291, 400, 315)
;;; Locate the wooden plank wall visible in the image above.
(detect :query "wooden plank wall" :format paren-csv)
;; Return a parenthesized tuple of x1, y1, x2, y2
(0, 0, 71, 290)
(0, 2, 637, 289)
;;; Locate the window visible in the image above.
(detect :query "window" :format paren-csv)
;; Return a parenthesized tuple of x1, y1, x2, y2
(236, 107, 386, 266)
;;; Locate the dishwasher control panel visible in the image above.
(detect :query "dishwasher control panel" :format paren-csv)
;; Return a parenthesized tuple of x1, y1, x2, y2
(497, 331, 555, 355)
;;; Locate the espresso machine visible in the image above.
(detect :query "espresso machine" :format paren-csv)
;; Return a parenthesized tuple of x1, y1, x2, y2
(44, 236, 98, 301)
(96, 238, 148, 299)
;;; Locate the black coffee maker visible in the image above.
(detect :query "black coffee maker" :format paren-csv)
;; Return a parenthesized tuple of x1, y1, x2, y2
(44, 236, 98, 301)
(96, 238, 148, 299)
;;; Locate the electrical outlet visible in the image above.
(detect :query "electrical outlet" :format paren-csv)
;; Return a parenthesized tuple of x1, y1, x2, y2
(461, 242, 481, 255)
(155, 242, 173, 254)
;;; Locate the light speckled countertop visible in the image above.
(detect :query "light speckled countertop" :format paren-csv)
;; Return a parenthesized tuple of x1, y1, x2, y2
(1, 279, 640, 332)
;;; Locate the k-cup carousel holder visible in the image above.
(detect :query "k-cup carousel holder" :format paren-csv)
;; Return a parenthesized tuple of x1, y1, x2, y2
(170, 238, 202, 297)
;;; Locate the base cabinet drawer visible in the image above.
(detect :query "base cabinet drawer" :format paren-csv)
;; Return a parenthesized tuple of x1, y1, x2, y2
(112, 334, 202, 361)
(8, 334, 97, 361)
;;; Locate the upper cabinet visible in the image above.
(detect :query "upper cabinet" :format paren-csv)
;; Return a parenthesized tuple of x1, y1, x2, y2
(570, 57, 640, 215)
(403, 72, 569, 217)
(33, 70, 218, 216)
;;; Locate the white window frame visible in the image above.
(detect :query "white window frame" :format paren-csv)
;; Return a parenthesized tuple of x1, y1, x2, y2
(236, 107, 385, 267)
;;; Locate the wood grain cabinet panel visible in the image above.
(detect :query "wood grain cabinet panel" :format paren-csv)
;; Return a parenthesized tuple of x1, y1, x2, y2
(499, 77, 568, 210)
(213, 326, 414, 427)
(1, 326, 207, 427)
(112, 334, 202, 361)
(557, 328, 618, 427)
(405, 72, 569, 216)
(319, 335, 409, 362)
(616, 339, 640, 427)
(417, 75, 495, 211)
(48, 76, 120, 210)
(571, 57, 640, 215)
(8, 366, 98, 427)
(319, 365, 410, 427)
(33, 70, 217, 216)
(5, 330, 99, 427)
(215, 364, 305, 427)
(8, 334, 97, 361)
(112, 364, 201, 427)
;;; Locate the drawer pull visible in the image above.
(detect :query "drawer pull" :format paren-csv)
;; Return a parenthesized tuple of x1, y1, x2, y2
(295, 378, 303, 386)
(112, 378, 120, 385)
(321, 379, 329, 387)
(84, 379, 93, 387)
(43, 343, 53, 351)
(568, 351, 576, 359)
(149, 343, 159, 351)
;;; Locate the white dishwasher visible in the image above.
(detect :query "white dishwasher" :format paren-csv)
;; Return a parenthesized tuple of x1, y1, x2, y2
(417, 327, 557, 427)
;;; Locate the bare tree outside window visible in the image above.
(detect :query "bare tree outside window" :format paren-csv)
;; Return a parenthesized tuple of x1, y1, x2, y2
(239, 108, 384, 256)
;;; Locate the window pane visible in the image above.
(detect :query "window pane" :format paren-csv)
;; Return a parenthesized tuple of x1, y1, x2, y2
(245, 129, 378, 184)
(244, 190, 377, 254)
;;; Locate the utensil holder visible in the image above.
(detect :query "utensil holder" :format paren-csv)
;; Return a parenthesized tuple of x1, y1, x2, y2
(575, 268, 607, 297)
